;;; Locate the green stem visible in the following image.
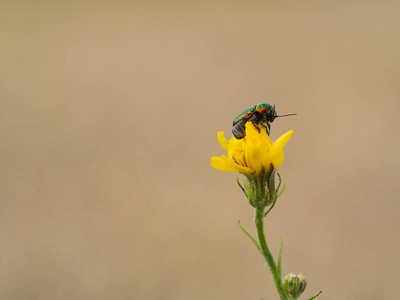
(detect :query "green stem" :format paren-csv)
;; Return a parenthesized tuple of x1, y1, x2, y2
(255, 207, 288, 300)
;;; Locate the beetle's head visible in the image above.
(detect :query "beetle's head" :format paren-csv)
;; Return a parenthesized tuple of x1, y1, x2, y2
(266, 105, 277, 122)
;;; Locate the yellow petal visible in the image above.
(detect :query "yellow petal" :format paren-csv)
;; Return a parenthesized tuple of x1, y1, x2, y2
(258, 140, 273, 170)
(245, 139, 263, 173)
(273, 130, 293, 150)
(272, 151, 284, 168)
(211, 156, 239, 172)
(227, 137, 245, 160)
(217, 132, 229, 151)
(245, 122, 259, 137)
(211, 156, 252, 175)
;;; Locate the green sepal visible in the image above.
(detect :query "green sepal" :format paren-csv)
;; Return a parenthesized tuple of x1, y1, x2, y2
(262, 185, 271, 207)
(276, 172, 282, 193)
(267, 168, 276, 193)
(264, 173, 287, 217)
(277, 179, 286, 198)
(276, 172, 286, 198)
(264, 191, 277, 217)
(243, 175, 256, 206)
(237, 175, 248, 198)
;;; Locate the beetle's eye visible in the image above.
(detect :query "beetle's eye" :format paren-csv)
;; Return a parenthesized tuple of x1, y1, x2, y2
(267, 108, 276, 121)
(268, 109, 274, 117)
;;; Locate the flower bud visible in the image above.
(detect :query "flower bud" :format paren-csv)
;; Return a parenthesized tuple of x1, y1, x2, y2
(283, 273, 307, 299)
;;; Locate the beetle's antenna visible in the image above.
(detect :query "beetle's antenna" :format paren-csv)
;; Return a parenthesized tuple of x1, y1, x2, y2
(276, 113, 297, 118)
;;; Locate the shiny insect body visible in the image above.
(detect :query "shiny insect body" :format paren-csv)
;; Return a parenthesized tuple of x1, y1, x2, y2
(232, 103, 295, 139)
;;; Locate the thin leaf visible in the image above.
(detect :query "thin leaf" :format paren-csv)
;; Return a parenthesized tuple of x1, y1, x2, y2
(307, 291, 322, 300)
(238, 221, 261, 254)
(277, 233, 283, 278)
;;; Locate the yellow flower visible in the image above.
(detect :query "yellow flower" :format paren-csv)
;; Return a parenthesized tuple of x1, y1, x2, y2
(211, 122, 293, 177)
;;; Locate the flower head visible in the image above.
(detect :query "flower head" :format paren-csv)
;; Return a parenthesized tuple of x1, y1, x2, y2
(211, 122, 293, 177)
(283, 273, 307, 299)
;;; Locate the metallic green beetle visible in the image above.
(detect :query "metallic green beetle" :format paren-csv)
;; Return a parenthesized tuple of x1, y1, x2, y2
(232, 103, 296, 139)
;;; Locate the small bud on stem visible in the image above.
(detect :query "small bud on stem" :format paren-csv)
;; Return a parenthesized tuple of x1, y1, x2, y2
(283, 273, 307, 299)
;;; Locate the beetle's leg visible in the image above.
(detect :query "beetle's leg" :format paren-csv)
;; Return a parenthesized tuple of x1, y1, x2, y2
(260, 123, 270, 135)
(253, 123, 260, 133)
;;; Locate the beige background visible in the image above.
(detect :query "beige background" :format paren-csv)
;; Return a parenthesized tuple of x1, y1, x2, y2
(1, 1, 400, 299)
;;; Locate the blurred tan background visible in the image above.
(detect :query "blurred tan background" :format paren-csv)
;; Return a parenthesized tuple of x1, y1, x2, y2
(1, 1, 400, 299)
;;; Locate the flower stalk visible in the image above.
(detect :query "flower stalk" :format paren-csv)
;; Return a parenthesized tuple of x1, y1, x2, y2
(255, 205, 288, 300)
(237, 169, 288, 299)
(240, 168, 288, 300)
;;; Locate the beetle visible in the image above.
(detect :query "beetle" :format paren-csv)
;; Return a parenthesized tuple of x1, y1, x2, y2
(232, 103, 296, 139)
